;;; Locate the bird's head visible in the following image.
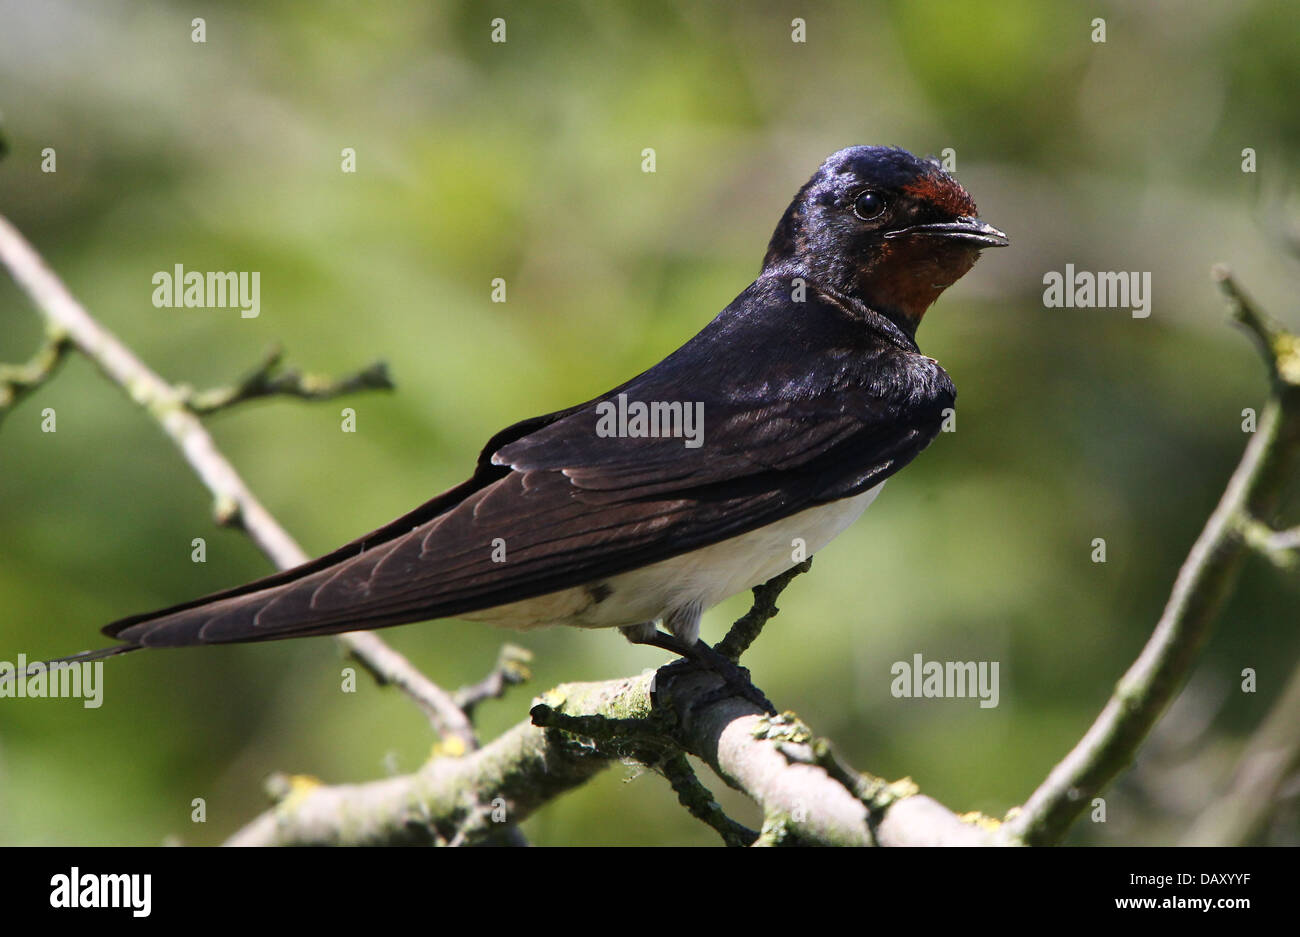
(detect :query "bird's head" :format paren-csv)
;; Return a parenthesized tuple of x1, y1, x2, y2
(763, 146, 1008, 335)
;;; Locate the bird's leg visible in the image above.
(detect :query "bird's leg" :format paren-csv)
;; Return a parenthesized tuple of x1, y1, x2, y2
(621, 624, 776, 715)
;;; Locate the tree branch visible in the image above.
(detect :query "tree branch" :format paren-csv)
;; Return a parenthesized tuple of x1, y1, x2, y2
(0, 213, 456, 740)
(227, 708, 612, 846)
(231, 663, 994, 846)
(999, 268, 1300, 845)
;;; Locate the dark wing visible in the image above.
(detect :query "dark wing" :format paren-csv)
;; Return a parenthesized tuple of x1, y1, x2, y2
(105, 278, 953, 648)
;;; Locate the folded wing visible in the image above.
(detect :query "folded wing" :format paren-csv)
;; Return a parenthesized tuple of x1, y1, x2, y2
(105, 280, 953, 648)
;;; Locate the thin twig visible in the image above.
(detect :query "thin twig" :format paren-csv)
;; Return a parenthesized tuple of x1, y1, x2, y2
(715, 558, 812, 661)
(452, 644, 533, 719)
(178, 345, 393, 415)
(1213, 264, 1281, 378)
(660, 753, 758, 846)
(1265, 525, 1300, 551)
(0, 213, 467, 745)
(0, 328, 72, 421)
(1239, 518, 1299, 569)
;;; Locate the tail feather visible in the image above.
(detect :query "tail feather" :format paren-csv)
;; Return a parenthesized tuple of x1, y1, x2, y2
(0, 644, 140, 688)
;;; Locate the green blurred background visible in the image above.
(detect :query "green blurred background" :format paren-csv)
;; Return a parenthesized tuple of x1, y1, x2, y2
(1, 0, 1297, 846)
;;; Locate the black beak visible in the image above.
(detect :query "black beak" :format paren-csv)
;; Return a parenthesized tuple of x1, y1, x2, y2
(884, 216, 1009, 249)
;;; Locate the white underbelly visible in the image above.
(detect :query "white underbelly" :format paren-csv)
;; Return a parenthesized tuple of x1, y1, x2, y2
(461, 483, 884, 631)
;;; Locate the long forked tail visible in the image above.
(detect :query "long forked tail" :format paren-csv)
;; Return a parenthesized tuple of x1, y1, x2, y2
(0, 644, 141, 688)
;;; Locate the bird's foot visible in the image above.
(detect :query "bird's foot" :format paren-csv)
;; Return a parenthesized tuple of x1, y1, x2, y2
(659, 651, 777, 716)
(627, 627, 775, 715)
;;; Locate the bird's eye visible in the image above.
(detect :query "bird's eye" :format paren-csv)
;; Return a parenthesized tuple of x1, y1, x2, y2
(853, 190, 888, 221)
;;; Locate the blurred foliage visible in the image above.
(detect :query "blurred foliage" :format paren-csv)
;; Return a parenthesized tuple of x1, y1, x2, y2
(0, 0, 1297, 846)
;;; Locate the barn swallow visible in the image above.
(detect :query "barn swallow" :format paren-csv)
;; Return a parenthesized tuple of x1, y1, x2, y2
(33, 146, 1007, 695)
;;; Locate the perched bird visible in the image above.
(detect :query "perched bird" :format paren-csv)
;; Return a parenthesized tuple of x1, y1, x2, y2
(37, 146, 1007, 694)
